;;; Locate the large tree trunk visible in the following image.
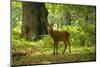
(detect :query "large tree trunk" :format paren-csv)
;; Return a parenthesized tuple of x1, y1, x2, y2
(21, 2, 48, 40)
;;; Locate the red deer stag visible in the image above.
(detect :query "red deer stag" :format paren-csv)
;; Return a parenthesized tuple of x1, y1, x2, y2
(44, 19, 71, 55)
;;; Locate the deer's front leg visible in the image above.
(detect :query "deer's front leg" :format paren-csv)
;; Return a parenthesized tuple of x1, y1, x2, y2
(55, 42, 58, 55)
(67, 40, 71, 53)
(53, 41, 56, 55)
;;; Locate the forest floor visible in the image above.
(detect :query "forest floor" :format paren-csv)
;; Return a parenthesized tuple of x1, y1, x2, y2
(12, 46, 96, 66)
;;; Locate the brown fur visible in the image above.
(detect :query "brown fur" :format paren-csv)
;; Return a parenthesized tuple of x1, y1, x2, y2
(48, 25, 71, 55)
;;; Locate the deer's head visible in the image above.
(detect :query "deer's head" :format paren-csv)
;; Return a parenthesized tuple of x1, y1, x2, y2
(47, 24, 53, 33)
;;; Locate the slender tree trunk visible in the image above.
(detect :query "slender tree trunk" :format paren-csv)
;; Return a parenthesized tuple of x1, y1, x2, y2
(21, 2, 48, 40)
(64, 11, 71, 25)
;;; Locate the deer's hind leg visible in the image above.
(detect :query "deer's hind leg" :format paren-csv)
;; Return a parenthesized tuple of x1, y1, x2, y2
(67, 40, 71, 53)
(63, 41, 67, 54)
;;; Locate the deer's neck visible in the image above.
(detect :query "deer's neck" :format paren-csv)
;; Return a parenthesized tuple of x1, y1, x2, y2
(49, 30, 54, 37)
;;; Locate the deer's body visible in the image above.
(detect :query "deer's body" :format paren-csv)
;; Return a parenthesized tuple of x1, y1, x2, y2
(48, 25, 71, 55)
(49, 30, 70, 41)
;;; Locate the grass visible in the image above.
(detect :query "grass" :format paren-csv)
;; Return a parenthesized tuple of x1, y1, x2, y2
(12, 45, 96, 66)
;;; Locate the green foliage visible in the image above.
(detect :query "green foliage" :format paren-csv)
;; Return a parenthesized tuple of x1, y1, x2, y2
(46, 3, 65, 25)
(46, 3, 96, 26)
(61, 23, 96, 47)
(12, 2, 96, 65)
(12, 1, 22, 28)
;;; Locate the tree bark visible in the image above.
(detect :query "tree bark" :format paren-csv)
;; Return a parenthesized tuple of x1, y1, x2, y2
(64, 11, 71, 25)
(21, 2, 48, 40)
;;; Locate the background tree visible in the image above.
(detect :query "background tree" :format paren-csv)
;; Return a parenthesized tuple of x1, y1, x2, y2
(22, 2, 48, 40)
(63, 9, 71, 25)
